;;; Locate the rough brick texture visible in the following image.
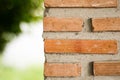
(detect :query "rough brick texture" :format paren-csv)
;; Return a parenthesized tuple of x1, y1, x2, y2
(44, 0, 120, 79)
(44, 17, 83, 32)
(44, 63, 81, 77)
(45, 39, 117, 54)
(92, 18, 120, 31)
(94, 61, 120, 76)
(44, 0, 117, 8)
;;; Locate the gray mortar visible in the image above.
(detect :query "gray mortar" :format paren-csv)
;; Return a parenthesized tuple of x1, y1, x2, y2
(43, 0, 120, 80)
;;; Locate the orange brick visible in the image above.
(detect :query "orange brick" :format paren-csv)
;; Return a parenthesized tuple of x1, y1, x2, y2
(44, 39, 117, 54)
(44, 63, 81, 77)
(92, 18, 120, 31)
(44, 17, 83, 32)
(94, 61, 120, 76)
(44, 0, 117, 8)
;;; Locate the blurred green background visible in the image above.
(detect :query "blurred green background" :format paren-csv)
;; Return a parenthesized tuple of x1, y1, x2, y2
(0, 0, 43, 53)
(0, 55, 44, 80)
(0, 0, 44, 80)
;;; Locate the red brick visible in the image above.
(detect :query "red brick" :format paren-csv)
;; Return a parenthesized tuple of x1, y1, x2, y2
(44, 17, 83, 32)
(94, 61, 120, 76)
(44, 39, 117, 54)
(92, 18, 120, 31)
(44, 63, 81, 77)
(44, 0, 117, 8)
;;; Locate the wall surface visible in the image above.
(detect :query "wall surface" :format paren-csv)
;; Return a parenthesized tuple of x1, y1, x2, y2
(43, 0, 120, 80)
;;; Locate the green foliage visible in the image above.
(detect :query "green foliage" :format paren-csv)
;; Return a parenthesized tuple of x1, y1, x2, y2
(0, 0, 43, 53)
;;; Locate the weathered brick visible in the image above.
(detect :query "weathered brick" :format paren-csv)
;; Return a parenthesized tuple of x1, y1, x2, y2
(44, 63, 81, 77)
(94, 61, 120, 76)
(44, 17, 83, 32)
(92, 18, 120, 31)
(44, 39, 117, 54)
(44, 0, 117, 8)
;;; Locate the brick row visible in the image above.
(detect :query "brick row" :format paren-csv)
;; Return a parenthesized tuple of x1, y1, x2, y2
(44, 0, 117, 8)
(44, 17, 120, 32)
(44, 39, 117, 54)
(44, 61, 120, 77)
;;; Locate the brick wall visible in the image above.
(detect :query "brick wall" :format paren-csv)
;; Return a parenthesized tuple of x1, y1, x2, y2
(43, 0, 120, 80)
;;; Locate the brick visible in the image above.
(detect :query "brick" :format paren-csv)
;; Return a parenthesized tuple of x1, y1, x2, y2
(44, 0, 117, 8)
(44, 63, 81, 77)
(44, 39, 117, 54)
(92, 18, 120, 31)
(94, 61, 120, 76)
(44, 17, 83, 32)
